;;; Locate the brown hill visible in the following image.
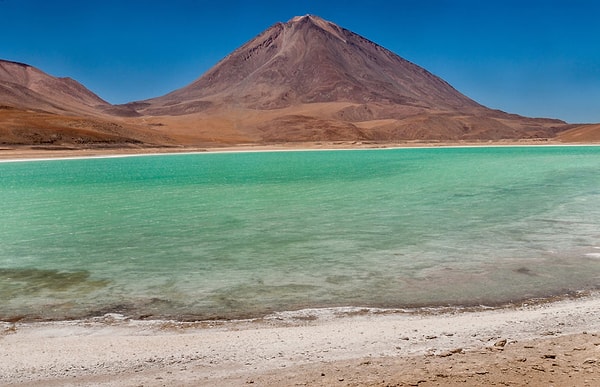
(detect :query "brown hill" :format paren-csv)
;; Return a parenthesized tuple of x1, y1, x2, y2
(1, 59, 107, 115)
(0, 106, 175, 147)
(0, 60, 167, 147)
(130, 15, 568, 143)
(556, 123, 600, 142)
(1, 15, 594, 147)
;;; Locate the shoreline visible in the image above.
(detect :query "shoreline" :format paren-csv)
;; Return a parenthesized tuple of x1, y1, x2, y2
(1, 139, 599, 162)
(2, 287, 595, 324)
(3, 141, 600, 384)
(2, 292, 600, 385)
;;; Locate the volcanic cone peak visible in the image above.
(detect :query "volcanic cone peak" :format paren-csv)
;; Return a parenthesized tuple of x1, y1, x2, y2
(0, 16, 579, 146)
(136, 14, 482, 116)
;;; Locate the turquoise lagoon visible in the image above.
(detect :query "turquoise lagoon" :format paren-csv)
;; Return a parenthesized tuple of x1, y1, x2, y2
(1, 146, 599, 321)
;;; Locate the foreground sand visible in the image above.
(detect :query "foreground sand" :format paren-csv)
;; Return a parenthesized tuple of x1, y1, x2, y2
(2, 294, 600, 386)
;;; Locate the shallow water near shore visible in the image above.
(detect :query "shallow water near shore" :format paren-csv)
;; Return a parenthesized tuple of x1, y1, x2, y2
(1, 146, 600, 321)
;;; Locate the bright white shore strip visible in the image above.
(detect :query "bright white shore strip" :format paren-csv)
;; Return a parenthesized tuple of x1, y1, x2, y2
(1, 292, 600, 384)
(1, 143, 599, 163)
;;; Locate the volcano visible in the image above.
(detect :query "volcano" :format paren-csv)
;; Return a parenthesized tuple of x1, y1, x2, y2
(131, 15, 566, 142)
(139, 15, 480, 113)
(2, 15, 590, 147)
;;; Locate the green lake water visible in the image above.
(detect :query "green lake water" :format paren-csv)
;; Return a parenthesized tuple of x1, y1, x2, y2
(1, 146, 599, 321)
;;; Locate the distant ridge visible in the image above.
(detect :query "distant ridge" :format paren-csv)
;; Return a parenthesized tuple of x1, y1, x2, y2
(0, 59, 110, 115)
(0, 59, 140, 117)
(1, 15, 598, 147)
(0, 60, 166, 146)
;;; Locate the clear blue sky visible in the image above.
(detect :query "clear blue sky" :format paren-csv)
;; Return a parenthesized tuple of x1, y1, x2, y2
(1, 0, 599, 123)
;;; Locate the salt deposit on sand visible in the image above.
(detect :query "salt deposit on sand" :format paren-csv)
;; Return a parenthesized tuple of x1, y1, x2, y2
(1, 293, 600, 386)
(2, 139, 595, 161)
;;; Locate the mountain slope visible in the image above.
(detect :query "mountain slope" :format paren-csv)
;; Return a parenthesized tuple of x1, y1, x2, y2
(136, 15, 481, 115)
(0, 59, 111, 115)
(0, 60, 169, 146)
(129, 15, 567, 142)
(0, 59, 141, 118)
(556, 123, 600, 142)
(2, 16, 587, 147)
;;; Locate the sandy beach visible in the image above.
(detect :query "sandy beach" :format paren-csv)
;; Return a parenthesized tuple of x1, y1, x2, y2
(1, 293, 599, 386)
(0, 139, 569, 161)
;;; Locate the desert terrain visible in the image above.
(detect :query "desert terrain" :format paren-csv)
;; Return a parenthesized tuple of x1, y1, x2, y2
(2, 16, 597, 151)
(1, 293, 600, 386)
